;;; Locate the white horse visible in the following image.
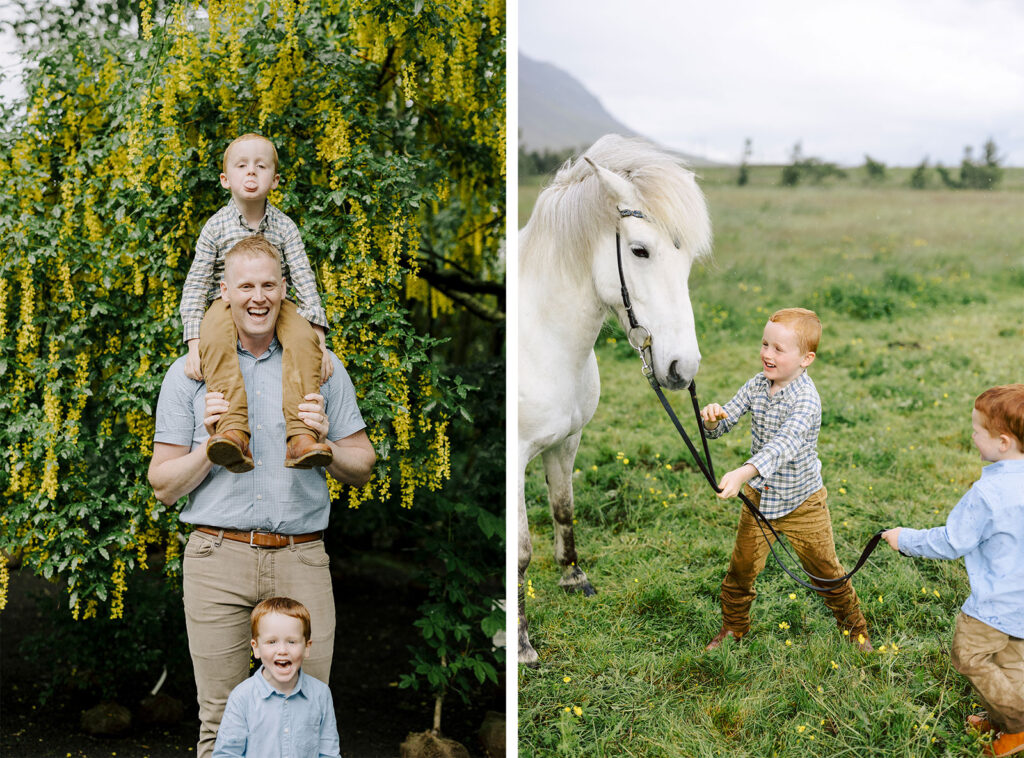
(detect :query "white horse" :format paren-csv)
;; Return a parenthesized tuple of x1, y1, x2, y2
(518, 135, 712, 666)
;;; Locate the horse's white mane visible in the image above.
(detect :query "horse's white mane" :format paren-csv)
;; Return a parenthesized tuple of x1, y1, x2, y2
(520, 135, 712, 277)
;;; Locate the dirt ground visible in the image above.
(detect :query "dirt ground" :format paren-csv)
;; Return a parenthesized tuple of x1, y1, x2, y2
(1, 554, 504, 757)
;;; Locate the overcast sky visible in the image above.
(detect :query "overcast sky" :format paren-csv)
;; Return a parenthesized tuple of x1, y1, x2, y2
(518, 0, 1024, 166)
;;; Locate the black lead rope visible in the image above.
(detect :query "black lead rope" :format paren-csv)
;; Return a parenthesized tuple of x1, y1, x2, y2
(650, 380, 886, 594)
(614, 208, 886, 594)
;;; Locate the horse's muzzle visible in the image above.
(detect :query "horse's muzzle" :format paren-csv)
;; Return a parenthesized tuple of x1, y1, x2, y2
(663, 358, 698, 390)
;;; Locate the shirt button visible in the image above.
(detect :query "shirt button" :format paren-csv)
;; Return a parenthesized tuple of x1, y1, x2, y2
(256, 390, 261, 396)
(257, 424, 263, 430)
(257, 460, 263, 466)
(257, 494, 262, 500)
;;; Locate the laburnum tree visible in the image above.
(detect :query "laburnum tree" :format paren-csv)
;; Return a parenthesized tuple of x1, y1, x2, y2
(0, 0, 505, 678)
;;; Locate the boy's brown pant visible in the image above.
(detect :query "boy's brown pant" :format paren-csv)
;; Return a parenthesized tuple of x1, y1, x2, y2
(951, 612, 1024, 733)
(200, 298, 321, 440)
(719, 485, 868, 638)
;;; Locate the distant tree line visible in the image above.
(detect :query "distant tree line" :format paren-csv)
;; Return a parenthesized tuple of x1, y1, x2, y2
(731, 137, 1005, 190)
(519, 144, 576, 176)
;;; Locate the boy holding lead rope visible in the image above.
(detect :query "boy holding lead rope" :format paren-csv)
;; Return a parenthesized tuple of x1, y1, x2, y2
(700, 307, 871, 652)
(883, 385, 1024, 758)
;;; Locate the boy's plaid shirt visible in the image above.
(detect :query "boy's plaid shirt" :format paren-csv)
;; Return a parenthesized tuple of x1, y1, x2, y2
(706, 371, 824, 518)
(179, 200, 328, 342)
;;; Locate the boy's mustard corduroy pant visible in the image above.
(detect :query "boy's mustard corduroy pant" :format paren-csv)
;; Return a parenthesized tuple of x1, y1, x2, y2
(719, 485, 869, 638)
(952, 612, 1024, 733)
(200, 298, 322, 440)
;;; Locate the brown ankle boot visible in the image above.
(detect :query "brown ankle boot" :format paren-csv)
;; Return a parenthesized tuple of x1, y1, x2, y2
(285, 434, 333, 469)
(207, 430, 254, 473)
(705, 627, 744, 651)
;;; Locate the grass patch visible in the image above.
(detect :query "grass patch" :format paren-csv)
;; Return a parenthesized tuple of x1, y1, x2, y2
(519, 181, 1024, 756)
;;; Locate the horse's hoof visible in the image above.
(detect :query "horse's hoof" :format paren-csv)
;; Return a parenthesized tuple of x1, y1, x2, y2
(519, 645, 540, 668)
(562, 581, 597, 597)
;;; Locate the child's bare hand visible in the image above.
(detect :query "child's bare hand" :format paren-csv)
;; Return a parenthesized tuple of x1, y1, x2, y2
(701, 403, 727, 428)
(320, 348, 334, 384)
(881, 528, 902, 551)
(185, 339, 203, 381)
(715, 463, 757, 499)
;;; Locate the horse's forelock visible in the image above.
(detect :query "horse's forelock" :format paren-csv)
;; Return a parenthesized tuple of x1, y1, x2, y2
(520, 136, 712, 276)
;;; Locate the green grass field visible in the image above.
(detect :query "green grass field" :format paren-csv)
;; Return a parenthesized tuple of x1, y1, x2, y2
(518, 174, 1024, 757)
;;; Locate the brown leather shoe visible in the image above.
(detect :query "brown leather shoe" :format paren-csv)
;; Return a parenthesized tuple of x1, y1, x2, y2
(985, 730, 1024, 757)
(207, 430, 254, 473)
(967, 713, 996, 734)
(285, 434, 333, 469)
(705, 627, 744, 651)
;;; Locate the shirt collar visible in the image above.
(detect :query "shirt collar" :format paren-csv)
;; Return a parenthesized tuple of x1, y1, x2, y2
(229, 197, 269, 232)
(757, 369, 809, 399)
(238, 336, 281, 360)
(981, 458, 1024, 476)
(252, 665, 310, 700)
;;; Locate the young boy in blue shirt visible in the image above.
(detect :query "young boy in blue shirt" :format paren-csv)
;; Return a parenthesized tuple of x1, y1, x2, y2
(701, 308, 871, 651)
(883, 384, 1024, 758)
(213, 597, 341, 758)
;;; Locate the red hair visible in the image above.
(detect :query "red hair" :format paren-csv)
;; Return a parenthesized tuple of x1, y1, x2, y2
(222, 133, 279, 173)
(768, 307, 821, 354)
(974, 384, 1024, 448)
(251, 597, 311, 641)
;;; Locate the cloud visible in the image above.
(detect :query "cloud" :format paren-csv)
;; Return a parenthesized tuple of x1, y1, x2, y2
(519, 0, 1024, 165)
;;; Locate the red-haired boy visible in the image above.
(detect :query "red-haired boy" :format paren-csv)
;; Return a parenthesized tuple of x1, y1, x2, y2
(213, 597, 341, 758)
(701, 307, 871, 651)
(883, 385, 1024, 757)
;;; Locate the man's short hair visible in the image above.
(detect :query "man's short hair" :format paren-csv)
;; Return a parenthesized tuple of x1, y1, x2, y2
(223, 235, 283, 279)
(222, 133, 279, 173)
(974, 384, 1024, 448)
(769, 307, 822, 354)
(251, 597, 311, 641)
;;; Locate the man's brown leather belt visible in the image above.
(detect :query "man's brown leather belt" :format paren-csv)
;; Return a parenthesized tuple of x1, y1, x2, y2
(195, 526, 323, 548)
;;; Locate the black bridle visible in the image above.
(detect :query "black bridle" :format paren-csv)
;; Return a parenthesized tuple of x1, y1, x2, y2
(614, 207, 885, 593)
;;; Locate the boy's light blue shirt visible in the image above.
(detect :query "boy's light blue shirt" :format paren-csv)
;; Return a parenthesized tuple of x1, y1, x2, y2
(898, 459, 1024, 637)
(212, 666, 341, 758)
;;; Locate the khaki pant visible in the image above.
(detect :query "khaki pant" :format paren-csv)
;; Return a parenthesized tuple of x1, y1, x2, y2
(951, 612, 1024, 733)
(200, 298, 321, 440)
(182, 530, 336, 758)
(719, 485, 868, 638)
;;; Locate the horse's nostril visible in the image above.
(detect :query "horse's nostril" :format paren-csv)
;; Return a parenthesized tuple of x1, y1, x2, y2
(668, 360, 682, 383)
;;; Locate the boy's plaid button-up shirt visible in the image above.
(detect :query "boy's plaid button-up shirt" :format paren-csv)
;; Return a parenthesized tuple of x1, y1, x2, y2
(179, 200, 328, 342)
(706, 371, 824, 518)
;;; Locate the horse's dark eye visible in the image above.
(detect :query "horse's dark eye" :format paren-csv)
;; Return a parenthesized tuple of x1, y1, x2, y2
(630, 245, 649, 259)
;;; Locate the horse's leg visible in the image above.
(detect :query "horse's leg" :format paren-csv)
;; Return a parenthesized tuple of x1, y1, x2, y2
(518, 470, 540, 667)
(543, 433, 596, 596)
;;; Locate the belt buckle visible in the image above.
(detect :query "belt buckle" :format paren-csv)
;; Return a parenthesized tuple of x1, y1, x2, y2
(249, 530, 267, 547)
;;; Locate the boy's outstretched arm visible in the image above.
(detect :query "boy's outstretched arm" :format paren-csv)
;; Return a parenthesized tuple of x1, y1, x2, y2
(717, 463, 759, 499)
(881, 527, 902, 550)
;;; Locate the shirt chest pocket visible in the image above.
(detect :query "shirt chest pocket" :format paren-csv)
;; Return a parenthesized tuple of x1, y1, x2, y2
(293, 715, 322, 757)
